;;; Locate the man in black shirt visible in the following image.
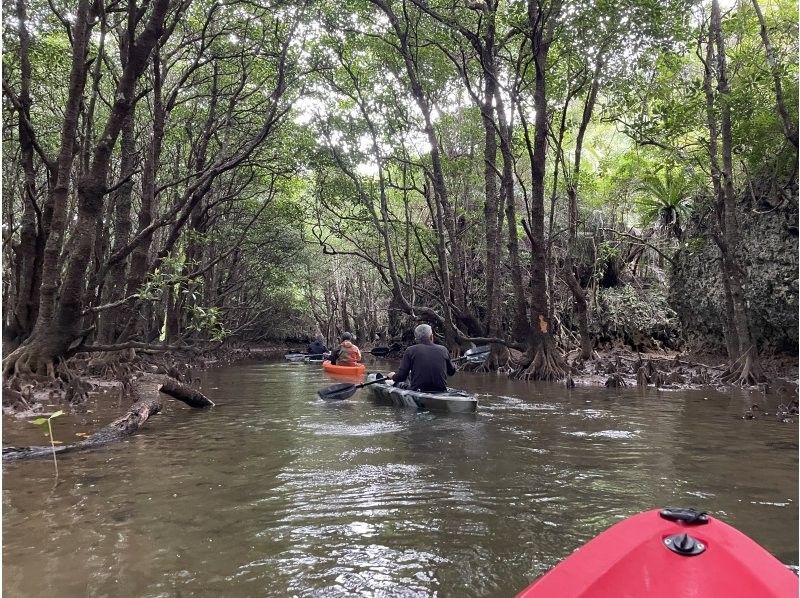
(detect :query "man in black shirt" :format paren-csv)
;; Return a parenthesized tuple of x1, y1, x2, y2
(387, 324, 456, 392)
(307, 334, 327, 355)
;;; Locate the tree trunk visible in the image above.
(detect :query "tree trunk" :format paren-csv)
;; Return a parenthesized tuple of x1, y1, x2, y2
(701, 21, 740, 362)
(99, 93, 136, 342)
(4, 0, 170, 377)
(710, 0, 763, 384)
(517, 0, 567, 381)
(495, 86, 528, 345)
(7, 0, 45, 346)
(30, 0, 95, 335)
(750, 0, 798, 148)
(121, 51, 164, 342)
(373, 0, 466, 345)
(564, 57, 603, 361)
(481, 45, 502, 338)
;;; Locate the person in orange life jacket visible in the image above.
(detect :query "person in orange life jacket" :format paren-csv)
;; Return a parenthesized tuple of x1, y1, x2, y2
(386, 324, 456, 392)
(329, 332, 361, 365)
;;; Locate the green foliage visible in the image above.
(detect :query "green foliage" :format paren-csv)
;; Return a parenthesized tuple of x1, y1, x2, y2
(30, 410, 63, 426)
(635, 169, 696, 237)
(2, 0, 796, 354)
(187, 305, 229, 341)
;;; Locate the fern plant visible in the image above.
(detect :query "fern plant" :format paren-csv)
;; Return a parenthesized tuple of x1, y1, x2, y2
(636, 170, 694, 240)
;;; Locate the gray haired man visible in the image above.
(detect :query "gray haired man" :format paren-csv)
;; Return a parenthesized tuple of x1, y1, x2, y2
(387, 324, 456, 392)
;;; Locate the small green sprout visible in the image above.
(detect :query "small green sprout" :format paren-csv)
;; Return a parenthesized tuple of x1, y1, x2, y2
(31, 410, 64, 477)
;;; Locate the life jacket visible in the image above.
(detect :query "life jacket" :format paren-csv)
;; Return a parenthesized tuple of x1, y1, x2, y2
(336, 340, 361, 365)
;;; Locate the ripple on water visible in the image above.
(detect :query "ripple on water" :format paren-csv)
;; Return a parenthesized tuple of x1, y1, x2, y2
(339, 446, 392, 461)
(300, 422, 407, 437)
(568, 409, 614, 419)
(565, 430, 640, 439)
(482, 396, 563, 413)
(751, 500, 793, 507)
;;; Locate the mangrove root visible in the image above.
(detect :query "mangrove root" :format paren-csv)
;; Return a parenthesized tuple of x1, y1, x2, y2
(605, 373, 628, 388)
(636, 367, 649, 387)
(513, 345, 568, 382)
(720, 351, 765, 387)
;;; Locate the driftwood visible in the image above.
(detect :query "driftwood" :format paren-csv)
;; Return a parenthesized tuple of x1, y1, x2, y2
(154, 375, 213, 407)
(2, 374, 213, 462)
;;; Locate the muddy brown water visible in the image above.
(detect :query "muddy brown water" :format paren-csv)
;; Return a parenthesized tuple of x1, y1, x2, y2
(3, 360, 798, 597)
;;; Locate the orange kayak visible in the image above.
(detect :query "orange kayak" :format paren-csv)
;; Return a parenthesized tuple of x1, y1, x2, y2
(322, 360, 365, 377)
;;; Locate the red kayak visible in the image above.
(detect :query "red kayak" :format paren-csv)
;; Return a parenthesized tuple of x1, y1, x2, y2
(517, 508, 797, 598)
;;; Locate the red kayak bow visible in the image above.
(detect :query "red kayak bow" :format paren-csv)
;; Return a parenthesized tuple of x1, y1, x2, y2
(517, 508, 798, 598)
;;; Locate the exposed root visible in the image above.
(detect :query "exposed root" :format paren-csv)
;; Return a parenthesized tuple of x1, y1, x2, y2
(2, 340, 65, 387)
(605, 373, 627, 387)
(776, 400, 799, 423)
(720, 350, 765, 387)
(56, 359, 90, 407)
(513, 345, 568, 382)
(2, 388, 33, 414)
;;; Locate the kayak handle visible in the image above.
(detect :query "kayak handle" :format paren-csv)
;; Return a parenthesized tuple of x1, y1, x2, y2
(660, 507, 709, 525)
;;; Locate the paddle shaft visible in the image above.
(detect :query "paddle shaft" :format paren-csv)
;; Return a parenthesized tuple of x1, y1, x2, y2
(453, 349, 491, 362)
(353, 377, 388, 389)
(318, 376, 387, 399)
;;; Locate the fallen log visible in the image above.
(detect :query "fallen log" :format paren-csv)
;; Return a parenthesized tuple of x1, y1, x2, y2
(146, 374, 214, 408)
(3, 375, 213, 462)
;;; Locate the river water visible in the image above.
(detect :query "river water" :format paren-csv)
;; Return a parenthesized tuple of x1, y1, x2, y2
(3, 360, 798, 597)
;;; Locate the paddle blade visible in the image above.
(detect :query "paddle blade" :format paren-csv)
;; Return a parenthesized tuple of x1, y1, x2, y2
(318, 383, 357, 401)
(465, 345, 490, 357)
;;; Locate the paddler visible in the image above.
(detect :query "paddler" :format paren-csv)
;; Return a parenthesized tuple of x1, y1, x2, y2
(386, 324, 456, 392)
(307, 334, 328, 355)
(329, 332, 362, 365)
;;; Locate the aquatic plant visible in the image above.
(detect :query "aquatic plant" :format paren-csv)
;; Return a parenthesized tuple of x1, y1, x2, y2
(30, 411, 64, 476)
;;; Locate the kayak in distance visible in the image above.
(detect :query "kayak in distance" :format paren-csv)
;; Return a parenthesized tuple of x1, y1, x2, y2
(304, 353, 328, 363)
(284, 352, 308, 362)
(365, 373, 478, 413)
(516, 507, 798, 598)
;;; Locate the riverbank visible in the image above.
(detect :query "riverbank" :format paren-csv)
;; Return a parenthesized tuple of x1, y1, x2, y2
(566, 348, 798, 394)
(2, 343, 294, 418)
(3, 342, 797, 423)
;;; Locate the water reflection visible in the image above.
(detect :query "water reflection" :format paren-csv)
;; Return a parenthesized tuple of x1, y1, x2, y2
(3, 361, 797, 597)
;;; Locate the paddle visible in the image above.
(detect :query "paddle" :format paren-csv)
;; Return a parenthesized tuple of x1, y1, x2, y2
(369, 343, 402, 356)
(317, 374, 387, 401)
(452, 345, 491, 362)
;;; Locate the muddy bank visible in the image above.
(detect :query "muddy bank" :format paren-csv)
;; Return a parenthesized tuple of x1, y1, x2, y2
(454, 345, 798, 422)
(567, 348, 798, 393)
(1, 342, 301, 461)
(2, 343, 293, 419)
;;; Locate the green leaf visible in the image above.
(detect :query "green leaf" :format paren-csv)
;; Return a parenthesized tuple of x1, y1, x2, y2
(31, 418, 48, 425)
(50, 410, 64, 419)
